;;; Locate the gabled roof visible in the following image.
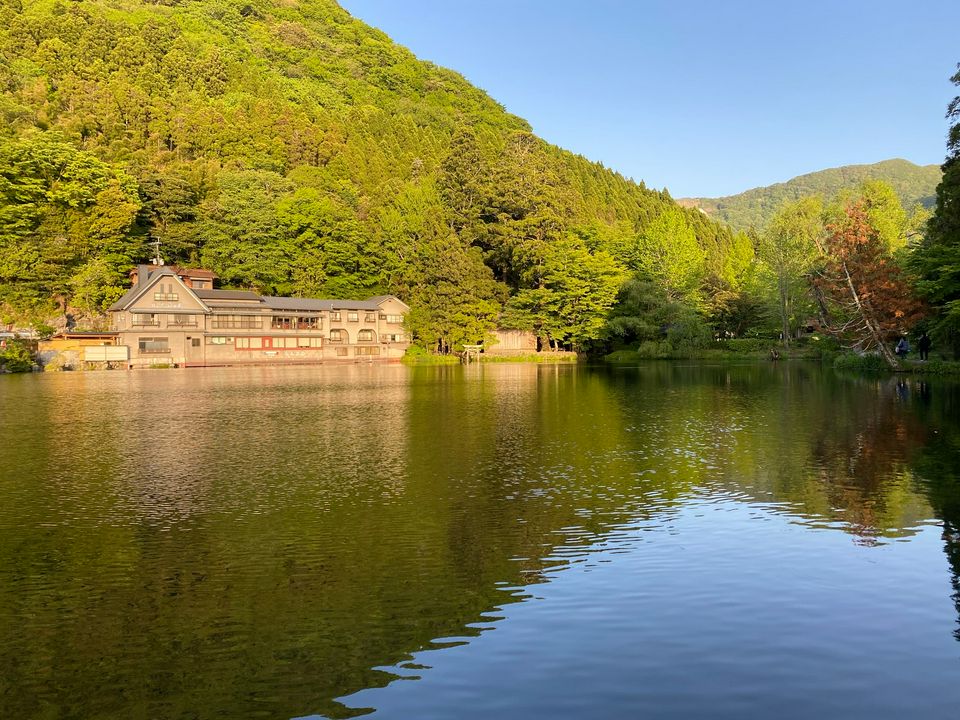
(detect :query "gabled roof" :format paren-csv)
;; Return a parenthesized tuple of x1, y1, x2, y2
(109, 267, 211, 312)
(366, 294, 410, 310)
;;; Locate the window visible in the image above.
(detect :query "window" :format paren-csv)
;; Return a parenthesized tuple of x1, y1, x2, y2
(384, 314, 403, 324)
(153, 283, 179, 302)
(297, 337, 323, 348)
(357, 329, 375, 343)
(335, 347, 348, 357)
(382, 333, 404, 343)
(138, 337, 169, 354)
(273, 337, 299, 349)
(132, 313, 159, 327)
(206, 336, 232, 345)
(191, 338, 201, 347)
(330, 311, 341, 322)
(213, 316, 262, 329)
(365, 312, 377, 322)
(355, 346, 380, 356)
(171, 314, 197, 327)
(329, 329, 345, 343)
(193, 280, 208, 289)
(297, 316, 320, 329)
(235, 337, 263, 350)
(271, 316, 292, 330)
(347, 311, 359, 322)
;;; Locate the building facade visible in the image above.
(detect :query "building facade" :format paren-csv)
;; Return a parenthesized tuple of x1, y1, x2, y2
(109, 265, 410, 368)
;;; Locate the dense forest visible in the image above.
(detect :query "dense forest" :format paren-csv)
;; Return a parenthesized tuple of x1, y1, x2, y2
(0, 0, 751, 351)
(680, 159, 941, 231)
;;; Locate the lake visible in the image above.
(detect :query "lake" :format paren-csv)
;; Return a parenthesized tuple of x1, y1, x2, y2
(1, 362, 959, 719)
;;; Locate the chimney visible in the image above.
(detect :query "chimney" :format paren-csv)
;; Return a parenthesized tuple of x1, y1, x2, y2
(136, 264, 151, 287)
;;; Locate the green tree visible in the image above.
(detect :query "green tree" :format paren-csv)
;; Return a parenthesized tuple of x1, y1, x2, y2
(911, 63, 960, 357)
(503, 236, 624, 350)
(757, 197, 823, 346)
(629, 208, 705, 306)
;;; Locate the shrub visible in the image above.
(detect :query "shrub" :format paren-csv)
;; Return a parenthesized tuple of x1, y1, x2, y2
(0, 340, 35, 373)
(833, 353, 890, 374)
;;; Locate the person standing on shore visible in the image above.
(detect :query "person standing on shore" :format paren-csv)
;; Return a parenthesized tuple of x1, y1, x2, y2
(896, 336, 911, 358)
(918, 332, 932, 361)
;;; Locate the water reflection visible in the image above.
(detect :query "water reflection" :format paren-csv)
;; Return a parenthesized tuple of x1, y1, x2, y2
(1, 363, 959, 719)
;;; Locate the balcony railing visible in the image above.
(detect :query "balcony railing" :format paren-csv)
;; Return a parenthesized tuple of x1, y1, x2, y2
(212, 320, 263, 329)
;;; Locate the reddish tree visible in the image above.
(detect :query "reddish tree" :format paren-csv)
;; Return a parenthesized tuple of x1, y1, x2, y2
(814, 201, 925, 368)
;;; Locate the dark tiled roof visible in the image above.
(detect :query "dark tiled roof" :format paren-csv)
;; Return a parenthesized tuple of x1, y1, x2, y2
(194, 289, 262, 302)
(261, 296, 381, 311)
(261, 296, 336, 311)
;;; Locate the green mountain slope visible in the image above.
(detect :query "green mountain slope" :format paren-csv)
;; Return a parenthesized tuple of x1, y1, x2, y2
(0, 0, 749, 349)
(680, 159, 941, 231)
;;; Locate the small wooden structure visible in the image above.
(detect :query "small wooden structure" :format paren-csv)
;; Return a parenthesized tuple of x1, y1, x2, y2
(462, 344, 483, 363)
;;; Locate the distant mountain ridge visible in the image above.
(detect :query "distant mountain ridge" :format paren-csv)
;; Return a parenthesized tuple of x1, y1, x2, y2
(679, 159, 941, 230)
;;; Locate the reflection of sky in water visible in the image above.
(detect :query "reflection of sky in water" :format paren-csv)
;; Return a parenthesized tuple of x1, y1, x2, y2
(332, 500, 958, 720)
(1, 363, 959, 719)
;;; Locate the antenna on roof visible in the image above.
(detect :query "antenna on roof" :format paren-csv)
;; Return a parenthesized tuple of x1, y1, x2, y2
(150, 237, 164, 266)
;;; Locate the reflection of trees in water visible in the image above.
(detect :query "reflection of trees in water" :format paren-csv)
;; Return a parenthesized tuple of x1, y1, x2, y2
(906, 378, 960, 641)
(807, 375, 933, 545)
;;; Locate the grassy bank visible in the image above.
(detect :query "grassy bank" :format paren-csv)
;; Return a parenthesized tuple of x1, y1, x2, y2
(833, 353, 960, 375)
(479, 352, 578, 363)
(402, 351, 580, 365)
(605, 337, 826, 363)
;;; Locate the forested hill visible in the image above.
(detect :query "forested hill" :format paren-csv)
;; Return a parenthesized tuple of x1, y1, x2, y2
(679, 159, 941, 231)
(0, 0, 751, 350)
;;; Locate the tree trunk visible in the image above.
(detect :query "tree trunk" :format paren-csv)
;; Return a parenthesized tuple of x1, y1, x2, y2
(843, 262, 899, 369)
(777, 273, 791, 348)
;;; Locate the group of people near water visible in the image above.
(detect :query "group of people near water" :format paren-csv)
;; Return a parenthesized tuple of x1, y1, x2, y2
(896, 332, 932, 361)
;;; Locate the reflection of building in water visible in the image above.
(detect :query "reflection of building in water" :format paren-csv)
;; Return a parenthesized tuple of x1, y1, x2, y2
(111, 365, 415, 522)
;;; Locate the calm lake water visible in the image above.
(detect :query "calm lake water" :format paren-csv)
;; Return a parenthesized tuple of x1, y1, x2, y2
(2, 362, 960, 719)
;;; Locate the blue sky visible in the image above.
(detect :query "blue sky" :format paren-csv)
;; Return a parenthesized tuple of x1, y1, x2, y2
(339, 0, 960, 198)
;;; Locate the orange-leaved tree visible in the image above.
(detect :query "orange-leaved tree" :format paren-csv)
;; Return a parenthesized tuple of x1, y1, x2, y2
(813, 201, 925, 368)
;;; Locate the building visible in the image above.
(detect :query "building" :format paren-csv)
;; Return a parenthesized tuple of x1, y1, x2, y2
(109, 265, 410, 367)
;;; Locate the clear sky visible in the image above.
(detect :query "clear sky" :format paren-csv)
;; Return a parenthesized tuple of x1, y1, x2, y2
(339, 0, 960, 198)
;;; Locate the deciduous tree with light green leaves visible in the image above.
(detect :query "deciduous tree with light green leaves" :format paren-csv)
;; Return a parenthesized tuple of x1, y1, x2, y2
(757, 197, 823, 346)
(629, 208, 705, 306)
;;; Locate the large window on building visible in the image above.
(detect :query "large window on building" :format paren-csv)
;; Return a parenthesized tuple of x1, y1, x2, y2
(138, 337, 169, 353)
(357, 329, 375, 343)
(329, 329, 345, 343)
(347, 311, 359, 322)
(213, 316, 262, 329)
(382, 333, 404, 343)
(235, 337, 263, 350)
(271, 316, 292, 330)
(132, 313, 159, 326)
(206, 336, 233, 345)
(355, 346, 380, 356)
(380, 314, 404, 324)
(297, 316, 320, 329)
(170, 314, 197, 326)
(330, 311, 341, 322)
(365, 312, 377, 322)
(297, 337, 323, 348)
